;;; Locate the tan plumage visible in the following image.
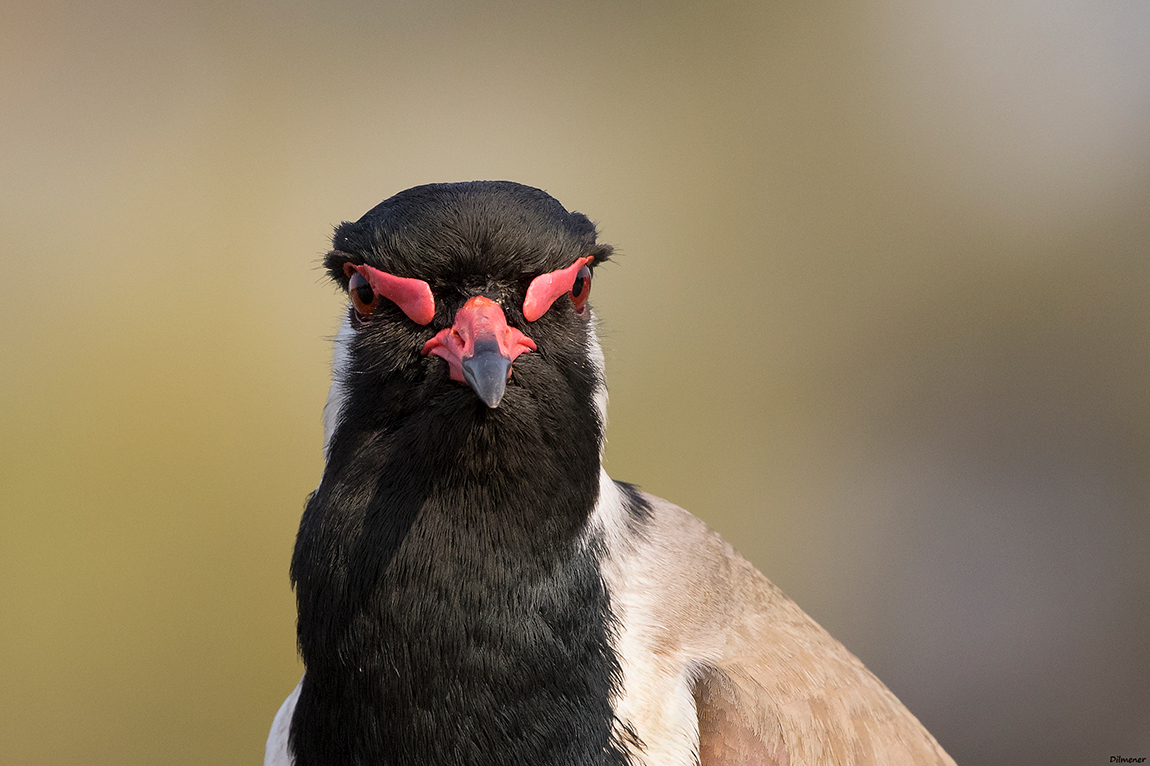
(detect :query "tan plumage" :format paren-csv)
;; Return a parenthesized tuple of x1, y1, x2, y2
(594, 481, 956, 765)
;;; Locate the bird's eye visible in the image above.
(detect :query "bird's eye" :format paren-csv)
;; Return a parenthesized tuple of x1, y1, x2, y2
(570, 266, 591, 314)
(349, 271, 381, 318)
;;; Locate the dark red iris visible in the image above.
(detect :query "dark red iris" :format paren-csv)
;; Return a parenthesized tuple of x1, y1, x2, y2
(570, 265, 591, 314)
(348, 271, 381, 319)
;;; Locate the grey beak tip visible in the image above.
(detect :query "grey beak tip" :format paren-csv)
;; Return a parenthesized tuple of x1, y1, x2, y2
(461, 350, 512, 409)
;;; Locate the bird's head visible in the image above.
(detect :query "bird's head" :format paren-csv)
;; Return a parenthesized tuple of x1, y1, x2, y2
(319, 181, 613, 473)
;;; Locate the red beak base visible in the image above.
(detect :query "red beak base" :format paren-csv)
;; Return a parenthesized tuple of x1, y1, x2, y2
(421, 297, 537, 408)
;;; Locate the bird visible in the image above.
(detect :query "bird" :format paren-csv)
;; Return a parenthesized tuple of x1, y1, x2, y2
(264, 181, 956, 766)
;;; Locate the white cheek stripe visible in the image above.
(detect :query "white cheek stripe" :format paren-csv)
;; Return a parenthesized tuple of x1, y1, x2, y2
(586, 314, 609, 456)
(321, 315, 355, 460)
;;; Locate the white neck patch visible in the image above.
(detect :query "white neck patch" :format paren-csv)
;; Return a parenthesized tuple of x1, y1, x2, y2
(321, 314, 355, 460)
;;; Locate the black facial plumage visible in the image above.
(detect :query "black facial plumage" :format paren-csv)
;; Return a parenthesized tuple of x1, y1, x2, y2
(288, 182, 629, 765)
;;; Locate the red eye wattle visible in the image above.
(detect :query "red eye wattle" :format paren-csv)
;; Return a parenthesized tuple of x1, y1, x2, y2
(342, 262, 436, 325)
(523, 255, 595, 321)
(348, 271, 381, 318)
(570, 265, 591, 314)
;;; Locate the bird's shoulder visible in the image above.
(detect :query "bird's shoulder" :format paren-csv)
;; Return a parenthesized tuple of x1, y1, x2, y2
(600, 488, 955, 766)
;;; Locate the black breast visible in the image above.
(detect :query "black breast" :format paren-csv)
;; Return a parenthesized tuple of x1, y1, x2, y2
(288, 393, 631, 766)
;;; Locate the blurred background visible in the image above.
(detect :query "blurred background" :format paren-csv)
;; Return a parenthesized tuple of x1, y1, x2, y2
(2, 0, 1148, 763)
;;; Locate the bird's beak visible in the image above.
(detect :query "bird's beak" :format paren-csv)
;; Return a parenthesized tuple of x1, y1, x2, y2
(421, 296, 537, 408)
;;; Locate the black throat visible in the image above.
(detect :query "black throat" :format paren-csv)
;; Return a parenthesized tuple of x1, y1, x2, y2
(289, 377, 629, 765)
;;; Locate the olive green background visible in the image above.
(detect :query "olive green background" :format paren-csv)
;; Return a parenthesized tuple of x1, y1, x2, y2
(2, 1, 1147, 764)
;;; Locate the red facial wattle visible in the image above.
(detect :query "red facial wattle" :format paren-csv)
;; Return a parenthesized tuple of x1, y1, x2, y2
(421, 296, 537, 408)
(343, 263, 436, 325)
(390, 256, 593, 407)
(523, 255, 595, 322)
